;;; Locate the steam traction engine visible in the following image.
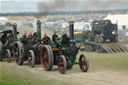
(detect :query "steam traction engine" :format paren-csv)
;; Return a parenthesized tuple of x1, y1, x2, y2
(15, 21, 42, 67)
(0, 23, 20, 63)
(83, 20, 128, 53)
(88, 20, 118, 43)
(40, 21, 89, 74)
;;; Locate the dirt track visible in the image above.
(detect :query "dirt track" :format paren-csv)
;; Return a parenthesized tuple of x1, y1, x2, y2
(0, 61, 128, 85)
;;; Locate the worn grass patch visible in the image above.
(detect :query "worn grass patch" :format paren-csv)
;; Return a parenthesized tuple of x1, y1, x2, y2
(0, 63, 72, 85)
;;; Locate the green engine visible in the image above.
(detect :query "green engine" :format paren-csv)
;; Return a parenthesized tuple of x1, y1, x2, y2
(40, 21, 89, 74)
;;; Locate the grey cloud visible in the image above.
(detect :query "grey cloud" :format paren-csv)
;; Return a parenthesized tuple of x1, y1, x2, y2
(38, 0, 128, 13)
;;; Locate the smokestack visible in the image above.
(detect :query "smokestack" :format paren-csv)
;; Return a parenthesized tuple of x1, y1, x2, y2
(36, 20, 41, 42)
(12, 23, 18, 41)
(69, 21, 74, 40)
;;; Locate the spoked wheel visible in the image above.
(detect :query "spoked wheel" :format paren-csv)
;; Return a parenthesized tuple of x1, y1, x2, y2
(28, 50, 35, 68)
(5, 49, 11, 63)
(79, 54, 89, 72)
(58, 55, 67, 74)
(14, 42, 24, 65)
(40, 45, 53, 71)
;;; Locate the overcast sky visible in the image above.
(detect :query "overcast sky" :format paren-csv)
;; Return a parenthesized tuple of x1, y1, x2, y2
(0, 0, 128, 13)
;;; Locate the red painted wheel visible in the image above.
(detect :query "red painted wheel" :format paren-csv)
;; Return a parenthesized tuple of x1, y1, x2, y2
(79, 54, 89, 72)
(5, 49, 11, 63)
(40, 45, 53, 71)
(58, 55, 67, 74)
(28, 50, 35, 68)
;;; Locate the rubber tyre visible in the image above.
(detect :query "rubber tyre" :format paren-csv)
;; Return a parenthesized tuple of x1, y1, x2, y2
(40, 45, 53, 71)
(58, 55, 67, 74)
(79, 54, 89, 72)
(28, 50, 35, 68)
(6, 49, 11, 63)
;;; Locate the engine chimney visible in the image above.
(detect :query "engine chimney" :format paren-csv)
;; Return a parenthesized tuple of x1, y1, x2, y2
(36, 20, 41, 42)
(69, 21, 74, 41)
(12, 23, 18, 41)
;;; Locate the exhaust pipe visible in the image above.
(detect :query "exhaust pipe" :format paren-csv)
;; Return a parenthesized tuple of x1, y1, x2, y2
(36, 20, 41, 42)
(69, 21, 74, 41)
(12, 23, 18, 41)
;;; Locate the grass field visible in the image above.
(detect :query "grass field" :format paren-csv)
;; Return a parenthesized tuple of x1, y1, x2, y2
(0, 52, 128, 85)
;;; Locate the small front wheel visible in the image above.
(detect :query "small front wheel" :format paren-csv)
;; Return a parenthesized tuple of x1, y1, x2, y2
(28, 50, 35, 68)
(58, 55, 67, 74)
(79, 54, 89, 72)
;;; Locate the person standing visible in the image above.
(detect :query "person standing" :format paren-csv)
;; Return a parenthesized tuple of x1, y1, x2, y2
(52, 32, 58, 43)
(23, 31, 27, 38)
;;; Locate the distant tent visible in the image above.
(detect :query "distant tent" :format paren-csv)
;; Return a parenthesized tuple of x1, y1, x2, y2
(0, 17, 8, 25)
(62, 22, 87, 31)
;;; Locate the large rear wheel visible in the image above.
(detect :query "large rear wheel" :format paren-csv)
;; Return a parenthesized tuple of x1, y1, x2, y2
(28, 50, 35, 68)
(40, 45, 53, 71)
(79, 54, 89, 72)
(14, 42, 24, 65)
(5, 49, 11, 63)
(58, 55, 67, 74)
(47, 45, 54, 65)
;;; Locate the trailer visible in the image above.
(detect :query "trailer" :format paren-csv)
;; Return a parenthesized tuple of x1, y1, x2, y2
(85, 41, 128, 53)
